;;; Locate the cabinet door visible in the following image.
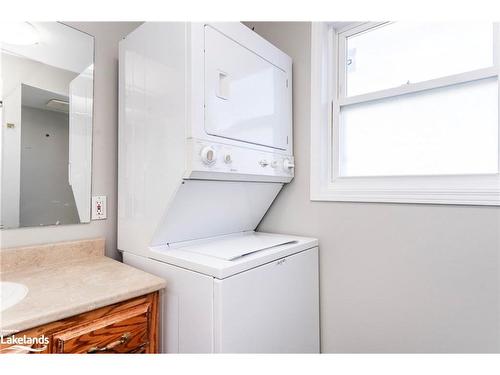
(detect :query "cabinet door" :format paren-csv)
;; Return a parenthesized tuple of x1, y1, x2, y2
(52, 303, 152, 354)
(204, 25, 289, 150)
(214, 247, 320, 353)
(0, 293, 159, 354)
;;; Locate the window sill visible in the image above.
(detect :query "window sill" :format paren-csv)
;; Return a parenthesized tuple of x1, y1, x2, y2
(311, 178, 500, 206)
(311, 190, 500, 206)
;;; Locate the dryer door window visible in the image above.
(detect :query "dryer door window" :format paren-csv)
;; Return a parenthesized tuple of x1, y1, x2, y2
(204, 25, 289, 150)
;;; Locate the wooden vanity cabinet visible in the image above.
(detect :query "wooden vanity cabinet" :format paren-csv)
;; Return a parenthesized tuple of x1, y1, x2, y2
(1, 292, 159, 354)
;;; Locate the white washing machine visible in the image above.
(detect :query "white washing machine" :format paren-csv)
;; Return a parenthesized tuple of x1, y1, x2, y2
(123, 232, 319, 353)
(118, 22, 319, 353)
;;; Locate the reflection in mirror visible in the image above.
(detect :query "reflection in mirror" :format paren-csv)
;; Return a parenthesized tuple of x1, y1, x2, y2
(1, 22, 94, 229)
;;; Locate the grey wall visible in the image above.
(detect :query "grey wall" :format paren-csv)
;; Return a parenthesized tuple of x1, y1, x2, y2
(1, 22, 142, 259)
(20, 105, 79, 226)
(247, 22, 500, 353)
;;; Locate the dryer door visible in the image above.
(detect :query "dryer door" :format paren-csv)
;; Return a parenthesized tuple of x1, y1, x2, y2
(204, 25, 289, 151)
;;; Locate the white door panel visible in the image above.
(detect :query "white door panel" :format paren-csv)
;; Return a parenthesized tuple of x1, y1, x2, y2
(204, 25, 289, 150)
(214, 247, 320, 353)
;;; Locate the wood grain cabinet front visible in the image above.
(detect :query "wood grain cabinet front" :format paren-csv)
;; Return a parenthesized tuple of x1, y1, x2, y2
(53, 302, 151, 354)
(1, 292, 159, 354)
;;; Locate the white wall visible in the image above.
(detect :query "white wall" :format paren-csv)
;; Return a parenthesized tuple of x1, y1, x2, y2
(1, 53, 77, 228)
(20, 105, 79, 226)
(1, 84, 21, 228)
(247, 22, 500, 353)
(1, 22, 142, 259)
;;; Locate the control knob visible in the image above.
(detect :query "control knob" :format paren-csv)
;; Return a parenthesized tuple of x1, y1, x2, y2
(283, 159, 295, 170)
(201, 146, 217, 165)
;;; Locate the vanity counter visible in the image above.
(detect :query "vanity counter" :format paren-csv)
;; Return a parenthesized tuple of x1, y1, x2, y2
(0, 239, 166, 335)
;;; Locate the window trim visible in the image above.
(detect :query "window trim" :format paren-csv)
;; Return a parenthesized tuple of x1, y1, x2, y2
(310, 22, 500, 205)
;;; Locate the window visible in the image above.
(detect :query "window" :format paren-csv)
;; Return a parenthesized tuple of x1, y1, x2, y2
(310, 22, 500, 205)
(343, 22, 495, 96)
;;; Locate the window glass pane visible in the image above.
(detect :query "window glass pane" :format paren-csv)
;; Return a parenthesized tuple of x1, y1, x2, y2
(346, 22, 494, 97)
(339, 78, 499, 177)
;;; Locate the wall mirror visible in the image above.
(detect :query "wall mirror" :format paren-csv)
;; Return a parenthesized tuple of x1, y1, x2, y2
(1, 22, 94, 229)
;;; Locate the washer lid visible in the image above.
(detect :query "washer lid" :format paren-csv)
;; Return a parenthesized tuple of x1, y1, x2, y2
(147, 232, 319, 279)
(178, 232, 296, 261)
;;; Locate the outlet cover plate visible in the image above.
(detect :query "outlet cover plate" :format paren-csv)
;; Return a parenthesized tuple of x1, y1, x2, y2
(92, 195, 107, 220)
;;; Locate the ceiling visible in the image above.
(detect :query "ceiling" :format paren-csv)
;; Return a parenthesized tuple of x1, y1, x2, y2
(21, 84, 69, 113)
(1, 22, 93, 74)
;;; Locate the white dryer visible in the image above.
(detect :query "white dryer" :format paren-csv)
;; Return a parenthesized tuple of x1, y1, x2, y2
(118, 22, 319, 353)
(118, 22, 295, 255)
(123, 232, 319, 353)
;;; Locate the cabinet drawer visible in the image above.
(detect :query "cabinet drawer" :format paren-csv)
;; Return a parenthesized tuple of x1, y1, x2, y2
(53, 303, 151, 354)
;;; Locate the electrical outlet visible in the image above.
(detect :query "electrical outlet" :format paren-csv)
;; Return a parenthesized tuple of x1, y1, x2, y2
(92, 195, 107, 220)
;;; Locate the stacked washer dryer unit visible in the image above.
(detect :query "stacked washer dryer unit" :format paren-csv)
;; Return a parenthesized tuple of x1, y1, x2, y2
(118, 22, 319, 353)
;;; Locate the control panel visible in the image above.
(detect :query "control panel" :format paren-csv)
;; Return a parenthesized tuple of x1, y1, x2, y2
(186, 139, 294, 182)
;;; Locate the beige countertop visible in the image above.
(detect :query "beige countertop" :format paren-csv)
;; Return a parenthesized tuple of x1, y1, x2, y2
(0, 239, 166, 335)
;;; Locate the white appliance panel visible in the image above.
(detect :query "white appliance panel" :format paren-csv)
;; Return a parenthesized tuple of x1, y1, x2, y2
(186, 139, 294, 182)
(123, 252, 215, 353)
(214, 247, 320, 353)
(118, 22, 187, 255)
(204, 25, 289, 151)
(151, 180, 283, 247)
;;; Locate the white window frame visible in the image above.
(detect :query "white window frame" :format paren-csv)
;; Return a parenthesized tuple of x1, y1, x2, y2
(310, 22, 500, 205)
